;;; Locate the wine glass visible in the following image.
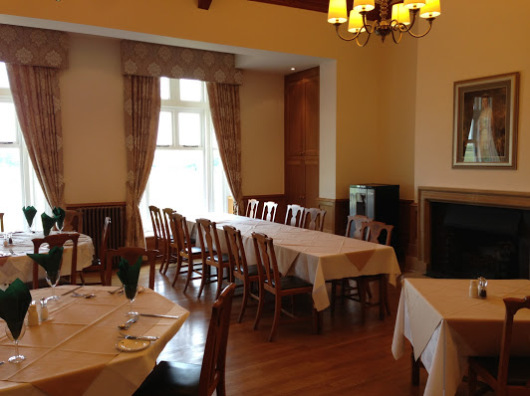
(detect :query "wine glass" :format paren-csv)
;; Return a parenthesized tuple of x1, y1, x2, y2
(46, 269, 60, 301)
(124, 284, 139, 317)
(5, 322, 26, 363)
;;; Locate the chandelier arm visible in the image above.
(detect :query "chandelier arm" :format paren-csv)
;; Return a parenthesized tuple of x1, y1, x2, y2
(406, 19, 434, 38)
(390, 28, 404, 44)
(334, 23, 362, 42)
(355, 32, 372, 47)
(361, 12, 376, 35)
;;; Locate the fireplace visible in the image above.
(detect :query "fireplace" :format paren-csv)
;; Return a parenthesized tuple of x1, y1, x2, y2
(418, 187, 530, 279)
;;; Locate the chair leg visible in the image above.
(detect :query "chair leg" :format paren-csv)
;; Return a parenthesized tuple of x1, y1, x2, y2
(215, 265, 224, 299)
(412, 352, 420, 386)
(358, 278, 368, 324)
(378, 275, 385, 320)
(238, 280, 250, 323)
(198, 262, 208, 298)
(468, 363, 477, 395)
(253, 283, 265, 330)
(268, 293, 282, 342)
(181, 258, 193, 290)
(330, 280, 337, 314)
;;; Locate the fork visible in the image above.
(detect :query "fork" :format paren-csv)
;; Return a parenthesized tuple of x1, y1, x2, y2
(118, 316, 138, 330)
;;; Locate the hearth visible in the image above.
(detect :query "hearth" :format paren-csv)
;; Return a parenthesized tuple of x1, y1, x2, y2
(418, 187, 530, 279)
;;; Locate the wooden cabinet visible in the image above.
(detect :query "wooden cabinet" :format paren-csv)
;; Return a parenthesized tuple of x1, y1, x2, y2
(284, 67, 319, 208)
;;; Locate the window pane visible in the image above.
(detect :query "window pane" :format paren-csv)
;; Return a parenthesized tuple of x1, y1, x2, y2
(0, 147, 23, 231)
(0, 102, 17, 143)
(179, 79, 202, 102)
(160, 77, 170, 100)
(157, 111, 173, 146)
(178, 112, 201, 146)
(0, 63, 9, 89)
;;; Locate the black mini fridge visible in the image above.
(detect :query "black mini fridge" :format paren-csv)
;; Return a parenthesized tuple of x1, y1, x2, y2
(349, 184, 399, 228)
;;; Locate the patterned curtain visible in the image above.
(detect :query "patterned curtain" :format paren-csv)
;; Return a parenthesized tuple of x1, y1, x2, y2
(123, 75, 161, 247)
(206, 82, 243, 214)
(6, 64, 65, 208)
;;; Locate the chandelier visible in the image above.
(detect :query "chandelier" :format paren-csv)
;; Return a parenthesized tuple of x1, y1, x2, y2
(327, 0, 441, 47)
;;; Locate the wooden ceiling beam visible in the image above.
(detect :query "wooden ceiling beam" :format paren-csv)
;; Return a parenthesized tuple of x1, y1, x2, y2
(198, 0, 213, 10)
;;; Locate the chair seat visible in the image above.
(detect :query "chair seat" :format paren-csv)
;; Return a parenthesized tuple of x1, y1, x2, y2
(246, 265, 259, 277)
(212, 253, 229, 264)
(470, 356, 530, 386)
(134, 361, 201, 396)
(267, 276, 312, 290)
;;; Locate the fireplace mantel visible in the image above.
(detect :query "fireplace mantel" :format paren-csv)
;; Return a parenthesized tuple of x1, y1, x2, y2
(418, 187, 530, 268)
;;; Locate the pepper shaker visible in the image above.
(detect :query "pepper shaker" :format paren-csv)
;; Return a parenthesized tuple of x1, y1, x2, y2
(27, 301, 39, 326)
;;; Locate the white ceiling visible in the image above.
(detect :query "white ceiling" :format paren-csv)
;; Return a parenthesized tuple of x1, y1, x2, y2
(0, 14, 328, 75)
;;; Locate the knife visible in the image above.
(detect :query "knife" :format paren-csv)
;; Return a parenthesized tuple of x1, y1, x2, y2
(137, 313, 180, 319)
(61, 285, 83, 296)
(120, 333, 159, 341)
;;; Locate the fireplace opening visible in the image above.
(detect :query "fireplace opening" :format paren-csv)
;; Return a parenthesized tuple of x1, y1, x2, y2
(428, 202, 530, 279)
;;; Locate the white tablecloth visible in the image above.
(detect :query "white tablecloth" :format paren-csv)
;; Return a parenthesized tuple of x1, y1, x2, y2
(0, 285, 189, 396)
(391, 278, 530, 396)
(187, 213, 401, 311)
(0, 232, 94, 286)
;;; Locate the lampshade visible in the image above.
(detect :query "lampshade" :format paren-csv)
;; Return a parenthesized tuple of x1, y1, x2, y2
(403, 0, 426, 9)
(353, 0, 375, 12)
(347, 10, 365, 33)
(392, 3, 411, 25)
(328, 0, 348, 23)
(420, 0, 441, 18)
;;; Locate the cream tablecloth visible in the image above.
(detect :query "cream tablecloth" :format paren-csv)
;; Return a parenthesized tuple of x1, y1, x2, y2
(187, 213, 401, 311)
(0, 232, 94, 286)
(0, 285, 189, 396)
(391, 278, 530, 396)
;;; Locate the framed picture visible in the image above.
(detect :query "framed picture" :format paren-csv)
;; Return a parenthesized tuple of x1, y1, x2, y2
(452, 72, 520, 169)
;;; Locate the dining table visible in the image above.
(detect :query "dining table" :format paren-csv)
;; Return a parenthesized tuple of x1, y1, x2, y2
(0, 232, 95, 287)
(185, 212, 401, 311)
(391, 277, 530, 396)
(0, 284, 189, 396)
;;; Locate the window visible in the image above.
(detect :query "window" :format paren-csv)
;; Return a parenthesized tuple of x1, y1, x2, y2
(140, 78, 230, 233)
(0, 62, 47, 231)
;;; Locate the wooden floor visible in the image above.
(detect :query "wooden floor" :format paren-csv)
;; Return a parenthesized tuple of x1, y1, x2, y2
(122, 264, 470, 396)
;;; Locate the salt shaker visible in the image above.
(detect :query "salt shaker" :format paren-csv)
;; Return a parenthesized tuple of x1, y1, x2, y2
(40, 298, 49, 322)
(478, 277, 488, 298)
(27, 301, 39, 326)
(469, 279, 479, 298)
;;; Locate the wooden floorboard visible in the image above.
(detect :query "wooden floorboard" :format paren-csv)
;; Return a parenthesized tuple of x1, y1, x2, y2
(110, 263, 473, 395)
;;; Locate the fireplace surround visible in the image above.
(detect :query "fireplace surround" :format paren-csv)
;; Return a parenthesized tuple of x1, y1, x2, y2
(418, 187, 530, 279)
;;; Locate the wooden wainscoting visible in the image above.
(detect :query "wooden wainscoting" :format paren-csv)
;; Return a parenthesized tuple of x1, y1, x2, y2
(315, 197, 349, 235)
(242, 194, 286, 223)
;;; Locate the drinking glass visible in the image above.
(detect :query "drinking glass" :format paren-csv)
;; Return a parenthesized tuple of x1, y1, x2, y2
(5, 322, 26, 363)
(124, 284, 139, 316)
(46, 270, 60, 301)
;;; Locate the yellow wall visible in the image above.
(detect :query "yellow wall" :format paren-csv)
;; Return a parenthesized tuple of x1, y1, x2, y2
(0, 0, 416, 202)
(415, 0, 530, 199)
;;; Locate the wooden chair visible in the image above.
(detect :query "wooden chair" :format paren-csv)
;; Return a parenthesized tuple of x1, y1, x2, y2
(63, 209, 83, 232)
(0, 212, 3, 232)
(105, 247, 158, 290)
(79, 216, 111, 285)
(31, 233, 80, 289)
(261, 201, 278, 222)
(468, 296, 530, 396)
(345, 221, 394, 321)
(149, 205, 167, 265)
(223, 225, 260, 323)
(252, 232, 320, 342)
(284, 204, 304, 227)
(169, 212, 203, 291)
(300, 208, 326, 231)
(159, 207, 177, 275)
(345, 214, 372, 239)
(133, 283, 236, 396)
(196, 218, 231, 299)
(245, 199, 260, 219)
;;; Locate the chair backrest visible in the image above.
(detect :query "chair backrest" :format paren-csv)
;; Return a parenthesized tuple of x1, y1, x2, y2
(284, 204, 304, 227)
(149, 205, 166, 250)
(100, 217, 111, 284)
(169, 212, 193, 253)
(497, 296, 530, 393)
(223, 225, 249, 282)
(63, 209, 83, 233)
(0, 212, 4, 232)
(199, 283, 236, 396)
(162, 208, 175, 242)
(252, 232, 281, 290)
(360, 221, 394, 246)
(105, 247, 158, 290)
(345, 215, 372, 239)
(196, 218, 223, 261)
(31, 233, 80, 289)
(245, 199, 260, 219)
(261, 201, 278, 222)
(301, 208, 326, 231)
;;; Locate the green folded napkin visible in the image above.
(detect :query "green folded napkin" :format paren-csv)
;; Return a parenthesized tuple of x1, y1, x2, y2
(41, 213, 57, 237)
(52, 207, 66, 230)
(117, 256, 143, 300)
(0, 279, 32, 339)
(27, 246, 64, 277)
(22, 206, 37, 228)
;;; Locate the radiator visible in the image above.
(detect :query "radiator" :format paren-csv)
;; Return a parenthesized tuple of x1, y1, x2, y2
(72, 204, 126, 263)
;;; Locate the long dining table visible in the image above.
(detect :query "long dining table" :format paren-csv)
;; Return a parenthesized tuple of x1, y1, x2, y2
(0, 231, 94, 286)
(185, 212, 401, 311)
(391, 278, 530, 396)
(0, 285, 189, 396)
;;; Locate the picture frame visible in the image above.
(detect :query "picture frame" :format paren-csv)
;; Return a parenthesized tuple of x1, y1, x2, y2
(452, 72, 520, 169)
